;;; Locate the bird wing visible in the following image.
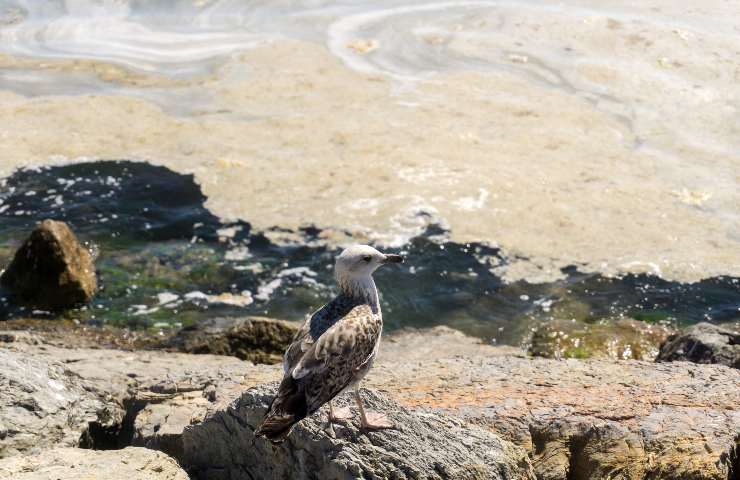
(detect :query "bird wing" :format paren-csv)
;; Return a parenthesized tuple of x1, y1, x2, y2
(282, 315, 313, 374)
(293, 303, 381, 412)
(282, 294, 360, 374)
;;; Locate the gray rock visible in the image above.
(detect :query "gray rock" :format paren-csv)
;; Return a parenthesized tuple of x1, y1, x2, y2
(0, 340, 249, 457)
(656, 322, 739, 369)
(164, 316, 298, 364)
(0, 447, 188, 480)
(0, 347, 120, 458)
(0, 219, 97, 309)
(180, 384, 535, 480)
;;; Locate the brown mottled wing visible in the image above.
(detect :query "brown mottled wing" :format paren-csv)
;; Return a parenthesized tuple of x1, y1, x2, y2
(282, 294, 359, 374)
(292, 304, 381, 413)
(282, 316, 312, 374)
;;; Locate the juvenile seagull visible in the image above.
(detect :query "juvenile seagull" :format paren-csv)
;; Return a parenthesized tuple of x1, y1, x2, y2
(255, 245, 404, 442)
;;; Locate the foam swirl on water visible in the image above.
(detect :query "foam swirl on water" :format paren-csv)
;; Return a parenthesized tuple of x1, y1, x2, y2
(0, 0, 268, 75)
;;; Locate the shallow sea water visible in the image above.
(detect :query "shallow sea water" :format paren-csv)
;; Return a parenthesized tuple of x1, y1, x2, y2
(0, 161, 737, 352)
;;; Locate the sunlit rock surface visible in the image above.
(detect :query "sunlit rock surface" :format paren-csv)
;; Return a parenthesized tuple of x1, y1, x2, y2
(3, 327, 736, 479)
(0, 219, 96, 309)
(0, 447, 188, 480)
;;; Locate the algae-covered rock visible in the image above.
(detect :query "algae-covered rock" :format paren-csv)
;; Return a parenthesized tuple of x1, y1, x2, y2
(528, 318, 674, 360)
(0, 220, 96, 309)
(656, 322, 740, 369)
(164, 316, 298, 364)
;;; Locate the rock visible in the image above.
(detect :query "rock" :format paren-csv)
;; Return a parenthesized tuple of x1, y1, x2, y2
(0, 340, 250, 457)
(3, 326, 739, 479)
(528, 318, 674, 360)
(0, 347, 119, 458)
(376, 328, 740, 480)
(0, 447, 188, 480)
(656, 322, 739, 369)
(181, 385, 534, 480)
(0, 220, 97, 309)
(164, 316, 298, 364)
(0, 318, 164, 350)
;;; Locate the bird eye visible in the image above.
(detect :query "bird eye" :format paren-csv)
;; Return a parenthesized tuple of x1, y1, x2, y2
(362, 255, 372, 262)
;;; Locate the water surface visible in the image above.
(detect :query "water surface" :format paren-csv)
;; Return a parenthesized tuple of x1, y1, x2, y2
(0, 0, 738, 284)
(1, 162, 737, 353)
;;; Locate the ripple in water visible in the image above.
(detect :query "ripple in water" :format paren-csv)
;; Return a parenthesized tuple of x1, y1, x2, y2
(0, 161, 738, 350)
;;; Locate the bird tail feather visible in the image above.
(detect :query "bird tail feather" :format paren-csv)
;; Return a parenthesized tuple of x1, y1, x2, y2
(255, 377, 308, 443)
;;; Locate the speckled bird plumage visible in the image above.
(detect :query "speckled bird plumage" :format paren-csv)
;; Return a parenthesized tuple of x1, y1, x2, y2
(256, 245, 402, 441)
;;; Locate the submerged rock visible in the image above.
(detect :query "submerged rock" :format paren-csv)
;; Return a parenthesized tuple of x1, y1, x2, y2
(164, 316, 298, 364)
(656, 322, 740, 369)
(528, 318, 674, 360)
(0, 220, 97, 309)
(0, 447, 187, 480)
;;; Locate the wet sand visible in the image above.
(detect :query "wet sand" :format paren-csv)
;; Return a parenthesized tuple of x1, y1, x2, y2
(0, 0, 738, 283)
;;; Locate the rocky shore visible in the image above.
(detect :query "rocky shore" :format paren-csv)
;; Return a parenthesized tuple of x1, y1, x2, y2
(0, 323, 737, 480)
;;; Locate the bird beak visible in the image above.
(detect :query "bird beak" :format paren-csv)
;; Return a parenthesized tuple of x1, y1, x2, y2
(382, 253, 404, 264)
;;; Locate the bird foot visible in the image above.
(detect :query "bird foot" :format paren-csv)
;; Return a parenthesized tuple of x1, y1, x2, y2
(360, 411, 394, 430)
(331, 406, 353, 421)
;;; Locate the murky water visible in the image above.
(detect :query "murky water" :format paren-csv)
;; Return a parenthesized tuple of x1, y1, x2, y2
(1, 162, 737, 354)
(0, 0, 738, 285)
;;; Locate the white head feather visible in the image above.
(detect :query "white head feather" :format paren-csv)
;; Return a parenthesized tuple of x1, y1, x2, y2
(334, 245, 403, 303)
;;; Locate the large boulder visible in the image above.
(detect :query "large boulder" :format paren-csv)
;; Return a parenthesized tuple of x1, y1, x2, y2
(0, 447, 187, 480)
(164, 316, 298, 364)
(656, 322, 739, 369)
(181, 385, 534, 480)
(0, 219, 97, 309)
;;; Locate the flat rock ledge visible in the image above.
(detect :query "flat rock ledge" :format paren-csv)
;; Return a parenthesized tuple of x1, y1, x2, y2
(0, 347, 118, 457)
(0, 447, 187, 480)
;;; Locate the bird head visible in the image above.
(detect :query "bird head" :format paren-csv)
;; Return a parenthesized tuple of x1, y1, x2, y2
(335, 245, 404, 290)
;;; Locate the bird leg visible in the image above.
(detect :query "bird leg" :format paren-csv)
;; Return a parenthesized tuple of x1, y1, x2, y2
(330, 401, 353, 421)
(325, 401, 353, 438)
(354, 388, 394, 430)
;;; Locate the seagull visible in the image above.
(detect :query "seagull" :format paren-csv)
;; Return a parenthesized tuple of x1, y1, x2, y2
(255, 245, 404, 442)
